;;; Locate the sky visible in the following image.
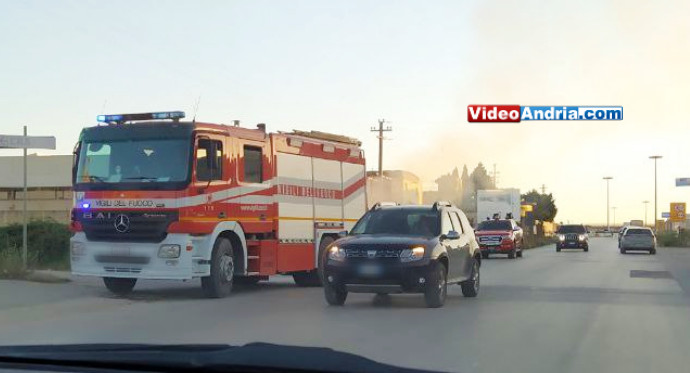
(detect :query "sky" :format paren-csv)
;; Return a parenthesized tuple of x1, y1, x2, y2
(1, 0, 689, 225)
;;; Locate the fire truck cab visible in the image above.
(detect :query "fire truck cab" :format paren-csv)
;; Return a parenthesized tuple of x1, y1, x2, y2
(70, 111, 366, 297)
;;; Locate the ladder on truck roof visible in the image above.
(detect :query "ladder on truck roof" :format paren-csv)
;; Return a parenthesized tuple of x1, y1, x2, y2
(285, 130, 362, 147)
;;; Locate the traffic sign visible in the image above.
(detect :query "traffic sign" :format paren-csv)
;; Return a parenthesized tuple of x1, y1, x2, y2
(662, 212, 671, 218)
(670, 202, 686, 222)
(0, 135, 55, 149)
(676, 178, 690, 187)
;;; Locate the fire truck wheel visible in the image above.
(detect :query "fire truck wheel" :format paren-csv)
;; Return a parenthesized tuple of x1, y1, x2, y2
(292, 235, 335, 287)
(201, 238, 234, 298)
(103, 277, 137, 296)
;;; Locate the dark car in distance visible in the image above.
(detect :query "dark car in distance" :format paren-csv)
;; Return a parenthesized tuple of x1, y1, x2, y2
(321, 202, 482, 308)
(556, 224, 589, 252)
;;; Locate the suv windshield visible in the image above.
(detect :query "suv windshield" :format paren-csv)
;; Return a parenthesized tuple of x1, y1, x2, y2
(477, 220, 512, 231)
(350, 208, 440, 236)
(75, 139, 190, 185)
(558, 225, 587, 234)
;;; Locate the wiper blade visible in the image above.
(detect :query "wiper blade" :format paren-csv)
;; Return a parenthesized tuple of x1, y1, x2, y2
(122, 176, 158, 181)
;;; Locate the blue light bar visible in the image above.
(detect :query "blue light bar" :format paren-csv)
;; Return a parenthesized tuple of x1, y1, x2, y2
(96, 111, 185, 123)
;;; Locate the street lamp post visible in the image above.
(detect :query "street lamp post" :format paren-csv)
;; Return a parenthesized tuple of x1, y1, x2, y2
(612, 206, 617, 227)
(603, 177, 613, 232)
(643, 200, 650, 227)
(649, 156, 662, 231)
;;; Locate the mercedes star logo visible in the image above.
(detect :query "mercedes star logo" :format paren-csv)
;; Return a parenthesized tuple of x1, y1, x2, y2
(113, 214, 130, 233)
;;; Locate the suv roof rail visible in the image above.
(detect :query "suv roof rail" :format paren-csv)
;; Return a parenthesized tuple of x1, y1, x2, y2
(432, 201, 453, 210)
(370, 202, 399, 211)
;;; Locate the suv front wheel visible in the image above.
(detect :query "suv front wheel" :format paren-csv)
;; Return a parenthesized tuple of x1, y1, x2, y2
(424, 261, 447, 308)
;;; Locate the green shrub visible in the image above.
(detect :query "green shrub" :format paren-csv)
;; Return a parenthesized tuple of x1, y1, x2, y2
(523, 234, 557, 249)
(658, 231, 690, 247)
(0, 219, 71, 271)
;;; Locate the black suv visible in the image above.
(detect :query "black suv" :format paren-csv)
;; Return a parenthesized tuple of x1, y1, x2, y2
(556, 224, 589, 252)
(321, 202, 481, 308)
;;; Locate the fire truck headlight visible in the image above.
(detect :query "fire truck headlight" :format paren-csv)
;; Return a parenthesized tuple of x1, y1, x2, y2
(328, 246, 346, 261)
(158, 244, 181, 258)
(71, 242, 85, 256)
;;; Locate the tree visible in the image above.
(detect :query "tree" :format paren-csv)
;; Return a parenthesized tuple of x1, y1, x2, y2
(522, 190, 558, 235)
(470, 163, 493, 191)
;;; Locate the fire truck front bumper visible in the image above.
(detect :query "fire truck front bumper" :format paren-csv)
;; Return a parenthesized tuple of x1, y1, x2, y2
(70, 232, 211, 280)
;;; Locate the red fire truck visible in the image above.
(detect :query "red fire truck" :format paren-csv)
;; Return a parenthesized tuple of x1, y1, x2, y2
(70, 111, 366, 297)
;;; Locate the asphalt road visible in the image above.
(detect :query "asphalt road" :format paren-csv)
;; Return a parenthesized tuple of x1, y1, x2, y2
(1, 237, 690, 373)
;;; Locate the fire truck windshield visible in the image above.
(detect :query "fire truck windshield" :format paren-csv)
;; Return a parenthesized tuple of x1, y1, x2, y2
(74, 138, 191, 190)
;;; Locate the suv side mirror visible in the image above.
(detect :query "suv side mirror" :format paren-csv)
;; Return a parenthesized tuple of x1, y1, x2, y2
(513, 227, 521, 231)
(338, 230, 348, 238)
(443, 230, 461, 240)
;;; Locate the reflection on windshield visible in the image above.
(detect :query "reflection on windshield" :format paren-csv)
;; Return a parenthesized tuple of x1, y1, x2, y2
(350, 209, 440, 236)
(76, 139, 190, 183)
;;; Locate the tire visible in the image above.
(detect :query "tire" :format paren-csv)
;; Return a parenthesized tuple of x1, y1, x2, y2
(103, 277, 136, 296)
(234, 276, 261, 286)
(460, 259, 480, 297)
(557, 246, 561, 252)
(424, 261, 448, 308)
(620, 248, 626, 254)
(292, 235, 335, 287)
(508, 247, 516, 259)
(324, 284, 347, 306)
(201, 238, 234, 298)
(650, 248, 657, 255)
(481, 252, 489, 259)
(292, 271, 321, 287)
(584, 246, 589, 252)
(516, 249, 523, 258)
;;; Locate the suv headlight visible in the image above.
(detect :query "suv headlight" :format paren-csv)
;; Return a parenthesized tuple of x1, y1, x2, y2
(578, 234, 586, 241)
(558, 234, 565, 241)
(158, 244, 181, 258)
(71, 242, 85, 256)
(400, 246, 425, 262)
(328, 246, 346, 261)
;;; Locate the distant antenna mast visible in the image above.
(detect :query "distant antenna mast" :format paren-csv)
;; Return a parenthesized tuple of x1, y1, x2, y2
(491, 163, 500, 189)
(192, 95, 202, 123)
(100, 99, 108, 113)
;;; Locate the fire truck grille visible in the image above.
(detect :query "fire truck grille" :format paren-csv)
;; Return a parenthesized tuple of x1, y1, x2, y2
(79, 211, 178, 243)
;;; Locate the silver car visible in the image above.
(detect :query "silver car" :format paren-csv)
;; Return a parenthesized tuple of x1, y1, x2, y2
(619, 227, 656, 255)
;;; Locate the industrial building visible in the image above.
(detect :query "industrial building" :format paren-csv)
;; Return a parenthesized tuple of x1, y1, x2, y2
(0, 155, 72, 225)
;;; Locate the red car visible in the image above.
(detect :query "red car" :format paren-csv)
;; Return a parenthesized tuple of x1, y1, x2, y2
(474, 218, 524, 259)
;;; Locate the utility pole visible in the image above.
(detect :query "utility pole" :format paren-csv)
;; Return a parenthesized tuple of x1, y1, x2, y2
(603, 177, 613, 232)
(540, 184, 546, 194)
(22, 126, 27, 269)
(611, 206, 617, 226)
(643, 200, 650, 227)
(649, 155, 662, 231)
(370, 119, 392, 177)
